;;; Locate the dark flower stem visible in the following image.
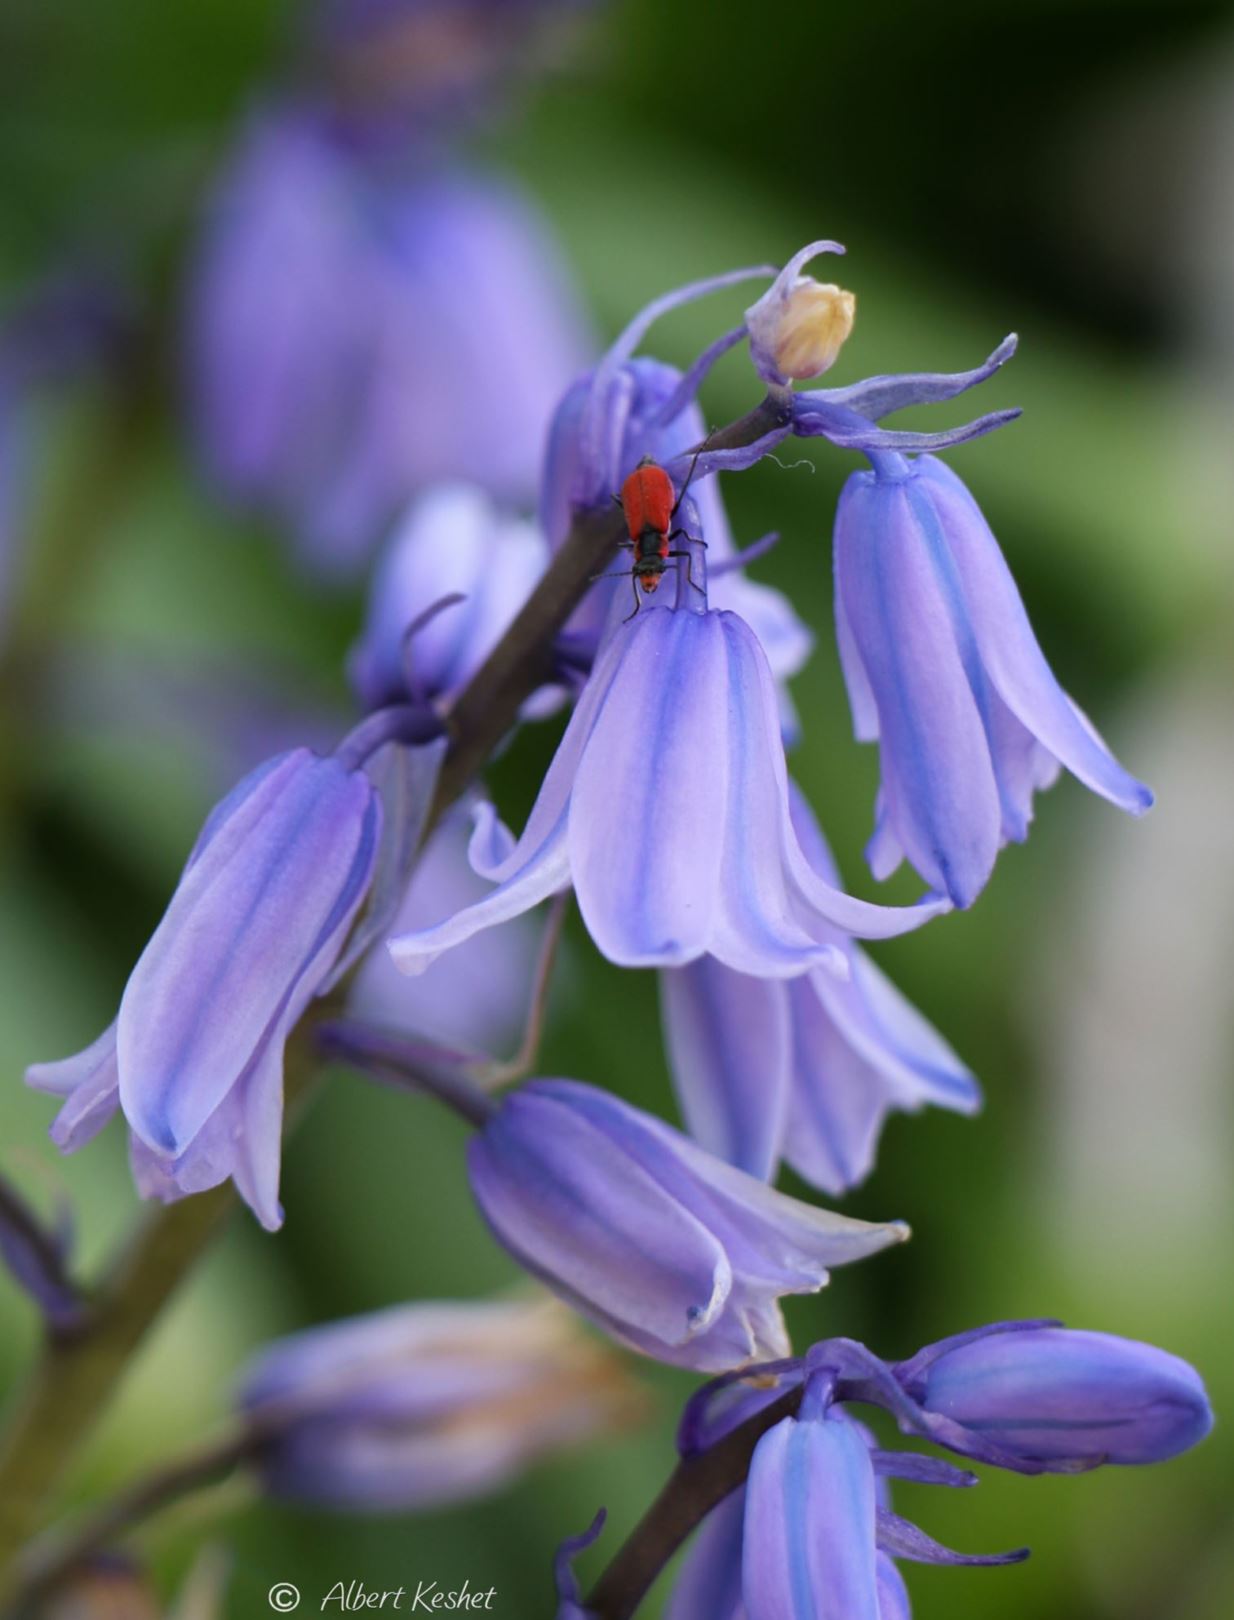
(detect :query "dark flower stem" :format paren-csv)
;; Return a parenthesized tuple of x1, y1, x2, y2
(13, 1427, 260, 1604)
(584, 1384, 805, 1619)
(0, 395, 790, 1603)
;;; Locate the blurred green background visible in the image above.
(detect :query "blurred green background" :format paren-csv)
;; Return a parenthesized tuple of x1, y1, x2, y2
(1, 0, 1232, 1615)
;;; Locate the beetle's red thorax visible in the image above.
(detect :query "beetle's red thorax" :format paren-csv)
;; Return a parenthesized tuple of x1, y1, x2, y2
(620, 462, 675, 543)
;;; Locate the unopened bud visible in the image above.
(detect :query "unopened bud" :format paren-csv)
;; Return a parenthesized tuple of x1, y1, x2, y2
(763, 280, 856, 381)
(746, 240, 855, 385)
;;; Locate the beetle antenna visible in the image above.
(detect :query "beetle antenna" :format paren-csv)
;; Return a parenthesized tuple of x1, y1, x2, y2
(670, 426, 718, 519)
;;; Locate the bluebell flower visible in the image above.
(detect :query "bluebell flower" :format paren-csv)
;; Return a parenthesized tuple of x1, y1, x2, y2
(892, 1321, 1215, 1473)
(834, 452, 1153, 905)
(187, 105, 590, 572)
(348, 799, 539, 1057)
(660, 782, 979, 1193)
(27, 746, 383, 1229)
(390, 604, 947, 980)
(239, 1297, 637, 1510)
(539, 269, 813, 722)
(348, 482, 552, 711)
(673, 1319, 1211, 1618)
(466, 1079, 909, 1372)
(743, 1396, 884, 1620)
(309, 0, 598, 143)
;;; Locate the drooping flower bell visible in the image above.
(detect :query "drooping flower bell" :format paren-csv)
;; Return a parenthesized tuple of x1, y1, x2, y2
(538, 266, 813, 717)
(661, 783, 978, 1194)
(238, 1295, 639, 1510)
(390, 601, 948, 980)
(26, 741, 394, 1229)
(467, 1080, 909, 1372)
(348, 482, 552, 711)
(187, 106, 590, 572)
(834, 452, 1153, 906)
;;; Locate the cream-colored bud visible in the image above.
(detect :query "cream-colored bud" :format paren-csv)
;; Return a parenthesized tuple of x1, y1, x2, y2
(770, 280, 856, 380)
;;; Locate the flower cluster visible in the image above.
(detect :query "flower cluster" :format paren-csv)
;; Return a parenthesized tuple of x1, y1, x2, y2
(17, 154, 1203, 1618)
(655, 1320, 1212, 1619)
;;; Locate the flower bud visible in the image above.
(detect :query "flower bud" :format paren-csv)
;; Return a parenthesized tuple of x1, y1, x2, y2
(753, 280, 855, 383)
(744, 240, 854, 385)
(910, 1325, 1213, 1470)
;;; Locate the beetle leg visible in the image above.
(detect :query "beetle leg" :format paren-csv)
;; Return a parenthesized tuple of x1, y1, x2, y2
(667, 550, 706, 598)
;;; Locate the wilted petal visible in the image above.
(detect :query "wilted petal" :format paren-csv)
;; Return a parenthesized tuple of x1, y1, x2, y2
(240, 1299, 636, 1512)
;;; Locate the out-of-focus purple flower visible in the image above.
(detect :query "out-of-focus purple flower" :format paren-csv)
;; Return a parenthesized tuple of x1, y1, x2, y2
(239, 1296, 638, 1510)
(310, 0, 598, 143)
(661, 783, 978, 1194)
(349, 800, 538, 1055)
(27, 747, 382, 1230)
(391, 605, 946, 980)
(187, 106, 590, 572)
(744, 240, 856, 387)
(834, 452, 1152, 906)
(467, 1079, 908, 1372)
(894, 1322, 1214, 1473)
(743, 1397, 882, 1620)
(348, 483, 551, 710)
(0, 271, 134, 629)
(0, 1175, 84, 1335)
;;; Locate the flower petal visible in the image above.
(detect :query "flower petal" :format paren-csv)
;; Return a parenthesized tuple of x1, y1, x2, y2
(917, 457, 1152, 815)
(744, 1410, 881, 1620)
(660, 959, 791, 1180)
(570, 610, 728, 967)
(835, 471, 1001, 906)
